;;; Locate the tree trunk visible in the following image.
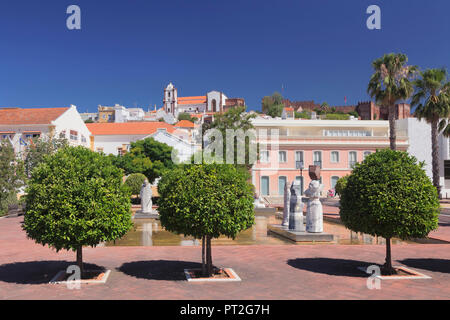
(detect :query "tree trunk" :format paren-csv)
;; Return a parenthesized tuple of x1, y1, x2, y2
(431, 118, 442, 198)
(76, 246, 83, 276)
(388, 104, 397, 151)
(201, 236, 206, 276)
(206, 235, 213, 277)
(383, 237, 395, 275)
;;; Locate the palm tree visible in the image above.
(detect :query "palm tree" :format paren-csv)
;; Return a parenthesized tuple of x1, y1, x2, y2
(412, 68, 450, 197)
(368, 53, 418, 150)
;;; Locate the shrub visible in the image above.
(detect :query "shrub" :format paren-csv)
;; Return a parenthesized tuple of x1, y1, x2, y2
(125, 173, 147, 196)
(0, 141, 25, 216)
(23, 146, 133, 274)
(158, 164, 254, 276)
(334, 176, 349, 196)
(339, 149, 439, 274)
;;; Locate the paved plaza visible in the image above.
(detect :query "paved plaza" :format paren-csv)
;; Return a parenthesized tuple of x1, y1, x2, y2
(0, 215, 449, 300)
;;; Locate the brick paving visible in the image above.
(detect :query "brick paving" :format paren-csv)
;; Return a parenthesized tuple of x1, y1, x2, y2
(0, 216, 450, 300)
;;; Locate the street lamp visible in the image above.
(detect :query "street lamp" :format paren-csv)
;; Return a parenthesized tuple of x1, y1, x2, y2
(296, 160, 304, 195)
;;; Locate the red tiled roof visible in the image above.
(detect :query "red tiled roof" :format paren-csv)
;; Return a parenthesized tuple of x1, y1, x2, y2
(86, 122, 176, 136)
(0, 107, 69, 125)
(175, 120, 195, 128)
(178, 96, 206, 105)
(284, 107, 294, 112)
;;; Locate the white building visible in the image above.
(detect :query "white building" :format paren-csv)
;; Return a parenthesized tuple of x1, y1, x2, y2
(163, 82, 241, 117)
(0, 105, 91, 154)
(397, 118, 450, 197)
(86, 122, 199, 162)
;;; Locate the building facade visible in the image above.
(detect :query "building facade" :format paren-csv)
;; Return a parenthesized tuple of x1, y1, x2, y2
(397, 117, 450, 198)
(0, 105, 91, 153)
(87, 122, 199, 162)
(163, 82, 245, 117)
(251, 118, 408, 199)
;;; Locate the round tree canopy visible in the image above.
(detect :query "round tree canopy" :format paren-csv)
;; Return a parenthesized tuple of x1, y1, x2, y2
(340, 149, 439, 240)
(23, 146, 133, 252)
(157, 164, 255, 239)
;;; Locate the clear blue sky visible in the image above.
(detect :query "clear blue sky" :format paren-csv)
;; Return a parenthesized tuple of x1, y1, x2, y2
(0, 0, 449, 112)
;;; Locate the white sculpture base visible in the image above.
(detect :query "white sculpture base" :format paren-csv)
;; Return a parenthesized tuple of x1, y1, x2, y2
(306, 199, 323, 233)
(134, 210, 159, 219)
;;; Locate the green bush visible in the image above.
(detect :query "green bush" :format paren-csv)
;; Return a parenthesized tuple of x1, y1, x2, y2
(158, 164, 254, 276)
(334, 176, 349, 196)
(324, 113, 350, 120)
(340, 149, 439, 273)
(0, 141, 25, 216)
(23, 146, 133, 274)
(125, 173, 147, 196)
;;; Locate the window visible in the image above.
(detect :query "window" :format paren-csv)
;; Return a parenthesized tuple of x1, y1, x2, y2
(295, 151, 304, 169)
(59, 130, 66, 139)
(81, 135, 87, 143)
(324, 130, 371, 137)
(363, 151, 372, 160)
(261, 176, 270, 196)
(118, 148, 125, 156)
(349, 151, 357, 168)
(96, 147, 104, 153)
(313, 151, 322, 168)
(331, 176, 340, 189)
(278, 176, 287, 195)
(331, 151, 339, 163)
(260, 150, 269, 163)
(278, 151, 287, 163)
(70, 130, 78, 141)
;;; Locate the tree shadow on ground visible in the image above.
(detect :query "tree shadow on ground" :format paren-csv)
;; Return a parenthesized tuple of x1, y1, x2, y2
(0, 260, 105, 285)
(118, 260, 203, 281)
(287, 258, 373, 277)
(399, 258, 450, 274)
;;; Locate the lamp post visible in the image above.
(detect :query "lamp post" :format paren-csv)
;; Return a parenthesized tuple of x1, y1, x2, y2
(296, 160, 304, 194)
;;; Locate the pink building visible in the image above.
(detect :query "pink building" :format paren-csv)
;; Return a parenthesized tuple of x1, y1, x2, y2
(251, 119, 408, 198)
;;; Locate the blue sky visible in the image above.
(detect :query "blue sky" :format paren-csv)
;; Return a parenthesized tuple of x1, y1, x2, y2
(0, 0, 449, 112)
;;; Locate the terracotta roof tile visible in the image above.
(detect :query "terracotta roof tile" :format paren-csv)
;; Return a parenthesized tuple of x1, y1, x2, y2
(0, 107, 69, 125)
(175, 120, 195, 128)
(86, 122, 176, 136)
(177, 96, 206, 105)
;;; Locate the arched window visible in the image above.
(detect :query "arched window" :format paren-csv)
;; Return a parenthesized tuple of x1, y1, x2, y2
(212, 99, 217, 112)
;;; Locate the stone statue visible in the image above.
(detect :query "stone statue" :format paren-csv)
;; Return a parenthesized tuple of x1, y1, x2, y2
(304, 180, 324, 233)
(253, 193, 266, 209)
(289, 182, 305, 231)
(282, 181, 290, 227)
(140, 179, 153, 214)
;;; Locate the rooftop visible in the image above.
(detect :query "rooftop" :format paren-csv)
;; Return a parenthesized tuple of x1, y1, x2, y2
(0, 107, 69, 125)
(86, 122, 176, 136)
(177, 96, 207, 105)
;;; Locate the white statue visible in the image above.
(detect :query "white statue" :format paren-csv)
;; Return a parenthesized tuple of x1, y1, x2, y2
(289, 182, 305, 232)
(304, 180, 324, 233)
(282, 181, 291, 227)
(140, 180, 153, 214)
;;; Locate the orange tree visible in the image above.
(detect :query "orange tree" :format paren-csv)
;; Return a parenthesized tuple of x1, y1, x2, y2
(158, 164, 254, 277)
(23, 146, 132, 275)
(339, 149, 439, 274)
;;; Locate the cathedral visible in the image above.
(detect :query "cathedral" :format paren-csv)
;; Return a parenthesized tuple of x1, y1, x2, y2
(163, 83, 245, 117)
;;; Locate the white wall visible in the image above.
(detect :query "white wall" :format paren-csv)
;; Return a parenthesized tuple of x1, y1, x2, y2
(397, 118, 433, 179)
(54, 105, 91, 148)
(92, 134, 148, 155)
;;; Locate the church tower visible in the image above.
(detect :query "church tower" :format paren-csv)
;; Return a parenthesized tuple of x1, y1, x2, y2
(163, 82, 178, 115)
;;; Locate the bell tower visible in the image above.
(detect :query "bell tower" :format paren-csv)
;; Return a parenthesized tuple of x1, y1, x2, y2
(163, 82, 178, 115)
